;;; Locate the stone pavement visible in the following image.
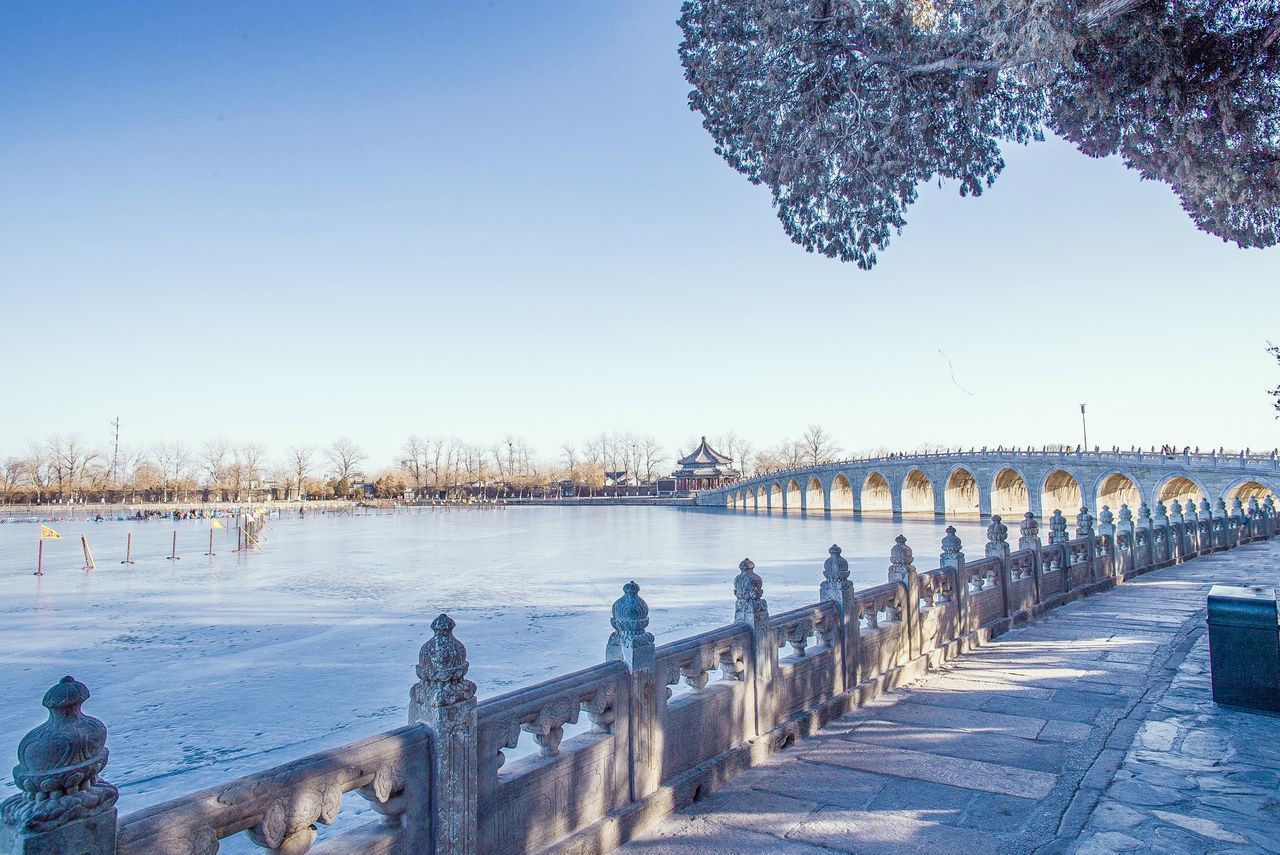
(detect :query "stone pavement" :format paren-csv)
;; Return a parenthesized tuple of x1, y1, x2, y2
(618, 540, 1280, 855)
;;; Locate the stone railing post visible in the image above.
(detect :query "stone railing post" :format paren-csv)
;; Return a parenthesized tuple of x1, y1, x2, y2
(1116, 504, 1135, 575)
(1248, 497, 1262, 539)
(1169, 500, 1186, 561)
(985, 515, 1012, 618)
(1047, 509, 1069, 586)
(1137, 502, 1154, 567)
(1200, 498, 1214, 550)
(0, 676, 118, 855)
(1216, 498, 1230, 549)
(888, 536, 921, 659)
(605, 582, 659, 801)
(1265, 496, 1277, 537)
(939, 526, 969, 636)
(1154, 500, 1170, 564)
(1096, 505, 1115, 576)
(409, 613, 478, 855)
(821, 545, 859, 693)
(1230, 497, 1245, 545)
(1076, 506, 1096, 578)
(1019, 512, 1043, 604)
(735, 558, 776, 737)
(1186, 499, 1201, 555)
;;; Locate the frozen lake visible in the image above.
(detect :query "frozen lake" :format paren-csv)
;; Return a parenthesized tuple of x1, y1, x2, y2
(0, 505, 985, 825)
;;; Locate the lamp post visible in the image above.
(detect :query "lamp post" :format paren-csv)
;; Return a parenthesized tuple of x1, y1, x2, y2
(1080, 403, 1088, 451)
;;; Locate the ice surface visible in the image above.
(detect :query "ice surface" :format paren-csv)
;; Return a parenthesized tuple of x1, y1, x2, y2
(0, 506, 985, 835)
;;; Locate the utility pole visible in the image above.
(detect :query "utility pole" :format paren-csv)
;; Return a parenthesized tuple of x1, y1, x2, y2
(1080, 404, 1088, 451)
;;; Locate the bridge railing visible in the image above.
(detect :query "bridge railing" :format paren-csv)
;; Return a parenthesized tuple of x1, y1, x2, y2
(4, 504, 1277, 855)
(709, 447, 1280, 496)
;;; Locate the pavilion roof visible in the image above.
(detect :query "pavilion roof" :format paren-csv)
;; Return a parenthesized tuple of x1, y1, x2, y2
(677, 436, 734, 467)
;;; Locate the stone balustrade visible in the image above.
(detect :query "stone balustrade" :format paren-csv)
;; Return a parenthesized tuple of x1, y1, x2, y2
(4, 500, 1277, 855)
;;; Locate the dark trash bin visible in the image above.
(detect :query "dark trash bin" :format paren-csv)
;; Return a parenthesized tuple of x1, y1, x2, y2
(1207, 584, 1280, 713)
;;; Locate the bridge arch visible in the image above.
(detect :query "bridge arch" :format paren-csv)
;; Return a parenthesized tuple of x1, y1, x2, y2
(1040, 469, 1083, 517)
(1154, 473, 1209, 507)
(861, 471, 893, 514)
(769, 481, 783, 511)
(991, 467, 1031, 516)
(1094, 470, 1144, 511)
(1220, 476, 1280, 503)
(784, 478, 803, 512)
(805, 475, 824, 512)
(830, 473, 856, 513)
(901, 468, 936, 514)
(944, 466, 981, 515)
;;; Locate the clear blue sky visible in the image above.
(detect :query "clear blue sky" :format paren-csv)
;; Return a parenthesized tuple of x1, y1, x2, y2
(2, 1, 1278, 468)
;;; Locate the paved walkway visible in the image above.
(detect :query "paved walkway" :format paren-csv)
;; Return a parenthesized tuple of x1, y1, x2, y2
(619, 540, 1280, 855)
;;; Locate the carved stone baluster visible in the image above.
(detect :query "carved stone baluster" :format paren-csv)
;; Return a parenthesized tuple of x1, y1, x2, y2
(1169, 499, 1185, 561)
(888, 535, 921, 659)
(0, 676, 118, 855)
(608, 580, 656, 800)
(940, 526, 970, 636)
(1136, 501, 1157, 568)
(1047, 510, 1068, 545)
(985, 517, 1012, 620)
(821, 544, 859, 691)
(409, 613, 477, 855)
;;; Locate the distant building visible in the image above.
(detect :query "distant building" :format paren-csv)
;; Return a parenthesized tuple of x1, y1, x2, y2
(671, 436, 740, 492)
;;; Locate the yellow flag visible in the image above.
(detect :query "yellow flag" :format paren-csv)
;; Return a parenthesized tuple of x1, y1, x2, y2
(210, 518, 225, 529)
(40, 525, 62, 539)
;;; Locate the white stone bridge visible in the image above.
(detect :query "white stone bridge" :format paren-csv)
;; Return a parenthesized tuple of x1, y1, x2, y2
(697, 448, 1280, 517)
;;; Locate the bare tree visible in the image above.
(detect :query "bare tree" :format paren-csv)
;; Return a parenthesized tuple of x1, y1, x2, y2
(236, 443, 269, 500)
(201, 438, 230, 499)
(154, 441, 192, 502)
(401, 436, 428, 496)
(713, 430, 753, 479)
(289, 445, 314, 500)
(326, 438, 366, 496)
(801, 424, 841, 466)
(639, 435, 667, 482)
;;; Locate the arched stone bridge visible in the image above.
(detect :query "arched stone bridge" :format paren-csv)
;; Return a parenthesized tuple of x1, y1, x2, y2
(696, 448, 1280, 517)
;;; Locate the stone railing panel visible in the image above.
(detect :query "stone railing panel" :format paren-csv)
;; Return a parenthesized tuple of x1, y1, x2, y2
(855, 581, 908, 681)
(916, 568, 958, 651)
(654, 624, 753, 781)
(963, 557, 1005, 628)
(117, 725, 430, 855)
(476, 661, 629, 855)
(769, 602, 840, 721)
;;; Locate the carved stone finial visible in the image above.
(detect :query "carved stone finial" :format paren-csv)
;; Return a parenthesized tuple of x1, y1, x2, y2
(1249, 496, 1261, 514)
(1216, 497, 1229, 517)
(1118, 504, 1133, 523)
(1137, 502, 1152, 524)
(1170, 499, 1183, 519)
(1, 676, 118, 836)
(940, 526, 963, 563)
(985, 515, 1009, 558)
(888, 535, 915, 583)
(734, 558, 767, 623)
(1200, 497, 1212, 517)
(823, 544, 849, 586)
(611, 581, 653, 647)
(1019, 512, 1041, 552)
(1231, 496, 1244, 518)
(1265, 496, 1275, 515)
(1099, 505, 1114, 526)
(412, 614, 476, 711)
(1076, 506, 1094, 538)
(1155, 500, 1168, 520)
(1048, 510, 1069, 544)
